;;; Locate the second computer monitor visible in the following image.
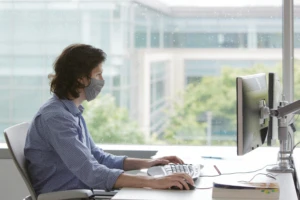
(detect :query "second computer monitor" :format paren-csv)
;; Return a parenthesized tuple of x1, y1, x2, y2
(236, 73, 269, 155)
(267, 72, 282, 146)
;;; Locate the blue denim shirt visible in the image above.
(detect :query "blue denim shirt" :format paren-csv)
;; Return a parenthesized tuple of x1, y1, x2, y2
(24, 95, 126, 195)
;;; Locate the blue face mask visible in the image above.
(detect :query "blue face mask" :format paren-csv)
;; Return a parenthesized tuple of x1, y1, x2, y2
(84, 78, 105, 102)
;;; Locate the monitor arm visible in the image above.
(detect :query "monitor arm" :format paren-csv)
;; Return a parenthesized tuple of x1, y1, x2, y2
(270, 100, 300, 119)
(266, 100, 300, 173)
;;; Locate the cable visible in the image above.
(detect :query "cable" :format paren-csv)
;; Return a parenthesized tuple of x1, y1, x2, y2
(200, 164, 277, 178)
(195, 171, 278, 190)
(289, 131, 293, 153)
(290, 141, 300, 159)
(239, 173, 277, 183)
(286, 114, 300, 160)
(288, 113, 298, 152)
(292, 142, 300, 153)
(287, 113, 299, 149)
(288, 113, 300, 125)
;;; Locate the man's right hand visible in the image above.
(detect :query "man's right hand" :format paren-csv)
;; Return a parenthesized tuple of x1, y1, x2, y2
(148, 173, 194, 190)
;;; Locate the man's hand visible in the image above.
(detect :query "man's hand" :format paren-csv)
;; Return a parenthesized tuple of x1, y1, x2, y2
(148, 173, 194, 190)
(159, 156, 184, 164)
(145, 156, 184, 168)
(123, 156, 184, 171)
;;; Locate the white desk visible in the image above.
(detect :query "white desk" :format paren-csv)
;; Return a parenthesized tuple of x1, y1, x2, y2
(112, 147, 298, 200)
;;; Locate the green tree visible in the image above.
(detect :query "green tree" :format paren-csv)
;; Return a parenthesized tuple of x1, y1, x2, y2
(163, 64, 282, 145)
(82, 61, 300, 145)
(83, 94, 145, 144)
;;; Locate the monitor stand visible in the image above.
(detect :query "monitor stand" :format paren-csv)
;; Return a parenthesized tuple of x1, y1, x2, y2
(267, 117, 294, 173)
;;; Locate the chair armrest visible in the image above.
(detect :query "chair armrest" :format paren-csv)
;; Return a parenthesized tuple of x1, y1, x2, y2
(93, 189, 119, 196)
(23, 196, 32, 200)
(37, 189, 93, 200)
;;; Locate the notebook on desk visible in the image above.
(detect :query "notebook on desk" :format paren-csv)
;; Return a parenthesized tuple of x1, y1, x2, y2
(212, 178, 280, 199)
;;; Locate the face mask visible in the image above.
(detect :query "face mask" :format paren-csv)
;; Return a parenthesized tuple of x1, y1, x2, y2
(84, 78, 105, 102)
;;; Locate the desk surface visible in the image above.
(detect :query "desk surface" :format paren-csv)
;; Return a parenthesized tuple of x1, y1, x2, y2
(112, 147, 298, 200)
(292, 148, 300, 198)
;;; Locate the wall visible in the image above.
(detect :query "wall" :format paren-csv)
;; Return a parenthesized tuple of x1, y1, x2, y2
(0, 159, 29, 200)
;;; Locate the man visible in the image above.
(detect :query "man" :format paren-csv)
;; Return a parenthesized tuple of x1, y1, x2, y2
(24, 44, 193, 195)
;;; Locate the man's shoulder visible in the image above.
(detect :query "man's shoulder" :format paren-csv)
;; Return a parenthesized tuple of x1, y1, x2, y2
(38, 97, 72, 121)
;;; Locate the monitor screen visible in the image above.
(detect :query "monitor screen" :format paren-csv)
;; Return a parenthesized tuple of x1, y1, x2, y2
(236, 73, 269, 155)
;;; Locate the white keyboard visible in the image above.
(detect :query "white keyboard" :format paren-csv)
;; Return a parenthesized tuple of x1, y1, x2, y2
(147, 163, 202, 180)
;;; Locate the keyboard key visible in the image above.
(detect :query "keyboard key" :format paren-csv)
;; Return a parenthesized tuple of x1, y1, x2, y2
(183, 165, 189, 173)
(154, 164, 200, 180)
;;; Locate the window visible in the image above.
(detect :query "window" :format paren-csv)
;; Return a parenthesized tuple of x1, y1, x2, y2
(168, 33, 248, 48)
(150, 61, 168, 135)
(0, 0, 287, 146)
(257, 33, 282, 48)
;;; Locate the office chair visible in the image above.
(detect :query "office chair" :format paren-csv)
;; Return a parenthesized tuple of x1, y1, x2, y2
(4, 122, 94, 200)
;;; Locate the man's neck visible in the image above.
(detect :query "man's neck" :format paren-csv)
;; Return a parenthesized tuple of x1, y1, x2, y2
(71, 92, 86, 108)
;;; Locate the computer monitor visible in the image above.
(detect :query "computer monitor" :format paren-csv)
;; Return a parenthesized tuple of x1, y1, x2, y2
(267, 73, 282, 146)
(236, 73, 269, 155)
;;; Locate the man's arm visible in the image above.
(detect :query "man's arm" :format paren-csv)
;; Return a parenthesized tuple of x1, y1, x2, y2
(113, 173, 195, 190)
(123, 158, 156, 170)
(89, 136, 184, 170)
(87, 123, 183, 171)
(43, 114, 123, 190)
(86, 135, 194, 190)
(88, 134, 127, 169)
(89, 144, 167, 170)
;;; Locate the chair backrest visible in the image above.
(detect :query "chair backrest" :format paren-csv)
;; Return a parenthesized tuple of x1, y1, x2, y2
(4, 122, 37, 200)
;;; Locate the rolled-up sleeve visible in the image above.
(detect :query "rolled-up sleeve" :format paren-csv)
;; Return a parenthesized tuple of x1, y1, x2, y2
(42, 114, 123, 190)
(88, 135, 127, 170)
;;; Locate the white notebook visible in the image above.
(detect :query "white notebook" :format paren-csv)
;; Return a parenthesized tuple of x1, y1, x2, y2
(212, 178, 280, 199)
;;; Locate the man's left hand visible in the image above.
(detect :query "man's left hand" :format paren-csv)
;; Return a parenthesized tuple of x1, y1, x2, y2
(146, 156, 184, 168)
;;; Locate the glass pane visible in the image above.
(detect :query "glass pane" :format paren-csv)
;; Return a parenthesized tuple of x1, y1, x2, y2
(258, 33, 282, 48)
(112, 90, 120, 107)
(135, 26, 147, 48)
(151, 32, 159, 48)
(0, 123, 10, 143)
(294, 13, 300, 145)
(12, 89, 43, 120)
(0, 0, 283, 146)
(113, 75, 120, 87)
(0, 89, 10, 121)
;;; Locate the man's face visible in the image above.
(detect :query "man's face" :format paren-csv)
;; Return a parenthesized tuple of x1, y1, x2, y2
(81, 63, 104, 86)
(78, 63, 103, 90)
(90, 63, 103, 81)
(78, 63, 104, 100)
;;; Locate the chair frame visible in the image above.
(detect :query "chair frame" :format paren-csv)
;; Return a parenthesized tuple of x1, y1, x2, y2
(4, 122, 95, 200)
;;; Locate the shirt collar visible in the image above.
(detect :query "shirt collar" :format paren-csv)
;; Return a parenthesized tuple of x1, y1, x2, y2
(54, 95, 84, 117)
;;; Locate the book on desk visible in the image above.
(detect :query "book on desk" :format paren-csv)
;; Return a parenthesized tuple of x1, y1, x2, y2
(212, 178, 280, 199)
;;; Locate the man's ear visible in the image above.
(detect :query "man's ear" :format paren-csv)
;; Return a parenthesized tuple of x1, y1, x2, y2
(78, 77, 88, 86)
(78, 77, 84, 84)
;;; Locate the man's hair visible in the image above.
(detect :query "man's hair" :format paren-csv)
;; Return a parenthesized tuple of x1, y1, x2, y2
(49, 44, 106, 99)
